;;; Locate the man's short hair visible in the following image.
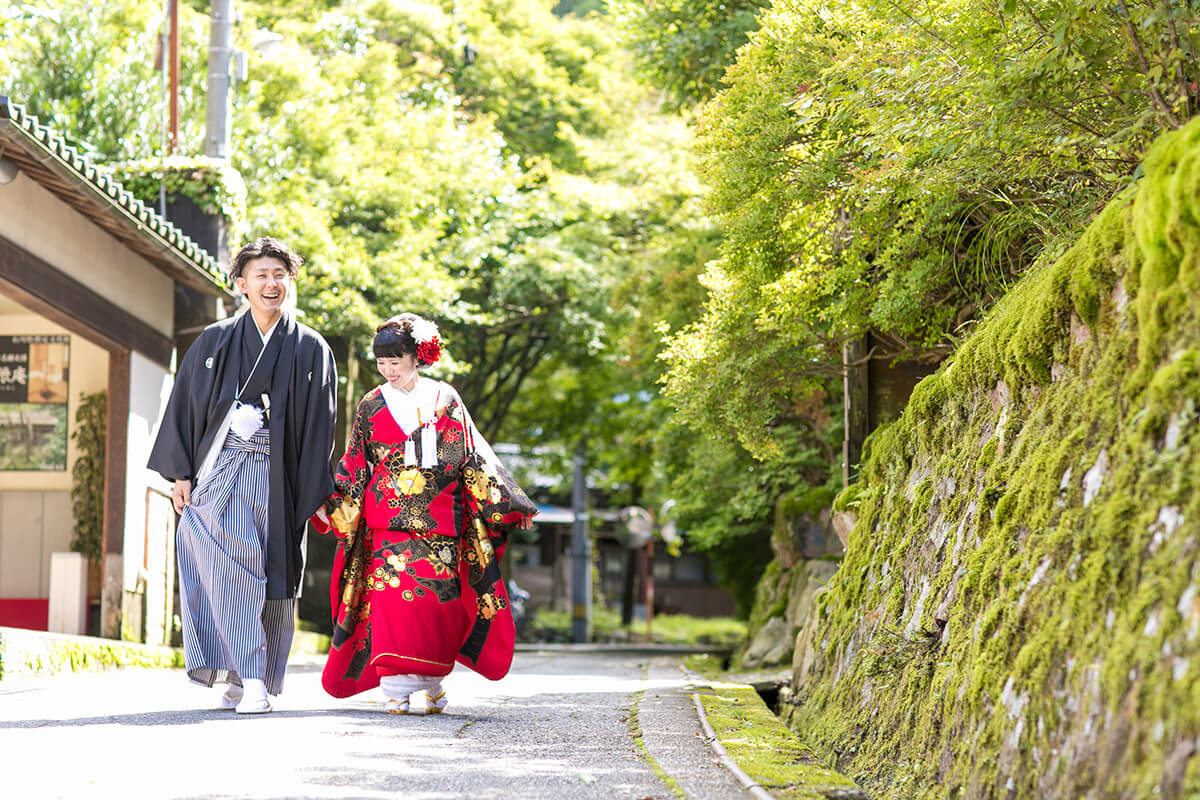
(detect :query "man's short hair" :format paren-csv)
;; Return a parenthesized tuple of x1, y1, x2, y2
(229, 237, 303, 282)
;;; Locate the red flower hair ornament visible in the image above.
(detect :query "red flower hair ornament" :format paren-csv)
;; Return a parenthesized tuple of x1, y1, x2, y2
(407, 316, 442, 366)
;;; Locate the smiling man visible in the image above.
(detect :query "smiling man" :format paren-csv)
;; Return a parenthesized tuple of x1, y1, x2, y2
(148, 237, 337, 714)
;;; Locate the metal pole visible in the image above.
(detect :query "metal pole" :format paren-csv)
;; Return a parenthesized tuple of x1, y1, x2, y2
(205, 0, 234, 159)
(168, 0, 179, 154)
(158, 0, 169, 218)
(570, 442, 591, 643)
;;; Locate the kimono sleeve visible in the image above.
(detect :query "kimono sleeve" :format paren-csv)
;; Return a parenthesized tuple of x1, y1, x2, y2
(146, 337, 206, 482)
(455, 396, 537, 536)
(311, 400, 373, 537)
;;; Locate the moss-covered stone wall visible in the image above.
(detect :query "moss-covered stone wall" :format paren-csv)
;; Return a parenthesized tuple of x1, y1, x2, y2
(742, 488, 842, 670)
(783, 119, 1200, 798)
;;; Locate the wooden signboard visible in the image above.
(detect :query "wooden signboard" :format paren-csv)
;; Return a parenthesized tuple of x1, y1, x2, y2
(0, 334, 70, 470)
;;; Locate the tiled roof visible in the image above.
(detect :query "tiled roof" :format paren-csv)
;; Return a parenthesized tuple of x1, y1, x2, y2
(0, 95, 230, 296)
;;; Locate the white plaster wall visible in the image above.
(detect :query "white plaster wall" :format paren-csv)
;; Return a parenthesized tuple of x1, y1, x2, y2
(0, 490, 71, 597)
(124, 351, 175, 592)
(0, 172, 174, 336)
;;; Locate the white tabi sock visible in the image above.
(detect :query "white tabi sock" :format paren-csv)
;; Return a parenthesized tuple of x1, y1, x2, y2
(236, 678, 271, 714)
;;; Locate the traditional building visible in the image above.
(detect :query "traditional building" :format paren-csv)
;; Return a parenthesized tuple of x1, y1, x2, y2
(0, 96, 232, 642)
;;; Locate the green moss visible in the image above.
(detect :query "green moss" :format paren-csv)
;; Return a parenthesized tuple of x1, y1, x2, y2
(684, 653, 725, 679)
(780, 485, 840, 518)
(627, 692, 686, 798)
(782, 118, 1200, 799)
(833, 480, 866, 512)
(699, 685, 862, 800)
(747, 558, 788, 635)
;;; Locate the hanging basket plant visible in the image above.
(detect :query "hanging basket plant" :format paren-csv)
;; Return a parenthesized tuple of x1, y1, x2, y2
(70, 391, 106, 564)
(110, 155, 248, 237)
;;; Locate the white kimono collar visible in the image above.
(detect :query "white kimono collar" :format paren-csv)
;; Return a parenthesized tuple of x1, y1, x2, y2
(380, 378, 442, 468)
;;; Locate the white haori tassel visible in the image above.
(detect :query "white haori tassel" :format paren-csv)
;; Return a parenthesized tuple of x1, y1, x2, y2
(421, 422, 438, 468)
(404, 436, 417, 467)
(229, 400, 264, 440)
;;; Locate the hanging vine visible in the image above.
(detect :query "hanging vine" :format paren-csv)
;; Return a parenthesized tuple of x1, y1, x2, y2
(70, 391, 106, 564)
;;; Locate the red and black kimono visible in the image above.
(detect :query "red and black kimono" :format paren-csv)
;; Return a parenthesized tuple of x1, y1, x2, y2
(312, 381, 536, 698)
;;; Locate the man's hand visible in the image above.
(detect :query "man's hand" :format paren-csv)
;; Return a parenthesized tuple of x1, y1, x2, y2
(172, 479, 193, 514)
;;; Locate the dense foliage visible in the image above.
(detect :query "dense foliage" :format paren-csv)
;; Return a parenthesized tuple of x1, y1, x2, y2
(663, 0, 1200, 457)
(611, 0, 768, 110)
(786, 117, 1200, 799)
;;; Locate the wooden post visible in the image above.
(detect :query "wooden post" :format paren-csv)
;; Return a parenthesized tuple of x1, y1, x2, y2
(645, 538, 654, 642)
(101, 350, 129, 639)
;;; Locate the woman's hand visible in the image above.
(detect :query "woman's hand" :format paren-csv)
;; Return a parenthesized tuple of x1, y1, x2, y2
(517, 516, 534, 530)
(172, 479, 192, 514)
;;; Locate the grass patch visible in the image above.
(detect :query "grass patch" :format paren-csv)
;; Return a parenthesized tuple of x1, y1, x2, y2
(524, 608, 746, 648)
(698, 685, 864, 800)
(627, 692, 686, 799)
(683, 653, 725, 679)
(0, 629, 184, 680)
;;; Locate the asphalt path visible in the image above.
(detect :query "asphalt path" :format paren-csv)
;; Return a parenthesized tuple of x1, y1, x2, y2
(0, 649, 751, 799)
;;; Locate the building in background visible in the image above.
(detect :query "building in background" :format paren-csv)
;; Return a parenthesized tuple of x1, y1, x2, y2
(0, 96, 232, 642)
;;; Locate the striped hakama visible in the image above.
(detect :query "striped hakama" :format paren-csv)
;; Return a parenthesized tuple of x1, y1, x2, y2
(177, 427, 294, 695)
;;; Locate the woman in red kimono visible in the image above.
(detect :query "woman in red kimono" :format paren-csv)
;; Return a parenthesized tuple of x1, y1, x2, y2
(312, 313, 536, 713)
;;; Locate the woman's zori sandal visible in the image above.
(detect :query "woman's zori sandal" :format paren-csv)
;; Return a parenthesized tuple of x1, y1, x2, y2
(380, 674, 446, 715)
(425, 690, 448, 714)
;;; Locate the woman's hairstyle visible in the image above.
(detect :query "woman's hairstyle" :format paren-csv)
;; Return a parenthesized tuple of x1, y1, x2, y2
(373, 313, 442, 366)
(229, 237, 303, 282)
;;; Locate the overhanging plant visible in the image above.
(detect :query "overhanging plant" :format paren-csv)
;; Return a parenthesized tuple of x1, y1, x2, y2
(70, 391, 106, 564)
(110, 155, 248, 237)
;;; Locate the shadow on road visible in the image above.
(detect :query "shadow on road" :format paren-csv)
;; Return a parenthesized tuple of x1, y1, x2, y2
(0, 707, 505, 729)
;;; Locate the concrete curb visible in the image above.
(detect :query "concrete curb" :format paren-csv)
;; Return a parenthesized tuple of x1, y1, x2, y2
(692, 692, 778, 800)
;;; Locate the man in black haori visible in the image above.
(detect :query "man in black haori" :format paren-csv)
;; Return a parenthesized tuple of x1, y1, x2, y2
(148, 237, 337, 713)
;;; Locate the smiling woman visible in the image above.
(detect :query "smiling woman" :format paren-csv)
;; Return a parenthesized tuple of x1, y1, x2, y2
(311, 313, 537, 715)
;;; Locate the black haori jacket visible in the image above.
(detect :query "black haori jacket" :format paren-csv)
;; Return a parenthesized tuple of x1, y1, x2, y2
(148, 310, 337, 599)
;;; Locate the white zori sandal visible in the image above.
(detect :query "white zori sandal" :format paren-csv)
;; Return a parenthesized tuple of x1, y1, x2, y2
(385, 697, 411, 715)
(219, 684, 243, 711)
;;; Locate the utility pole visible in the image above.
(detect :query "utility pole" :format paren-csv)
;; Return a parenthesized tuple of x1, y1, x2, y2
(168, 0, 179, 154)
(205, 0, 234, 159)
(570, 442, 591, 643)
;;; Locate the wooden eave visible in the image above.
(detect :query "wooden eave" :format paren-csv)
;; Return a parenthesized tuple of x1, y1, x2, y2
(0, 95, 232, 298)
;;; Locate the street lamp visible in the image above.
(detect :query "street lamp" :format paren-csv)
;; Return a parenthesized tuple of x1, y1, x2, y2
(252, 30, 284, 59)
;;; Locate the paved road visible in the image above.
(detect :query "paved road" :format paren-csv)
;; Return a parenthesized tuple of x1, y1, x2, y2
(0, 649, 750, 799)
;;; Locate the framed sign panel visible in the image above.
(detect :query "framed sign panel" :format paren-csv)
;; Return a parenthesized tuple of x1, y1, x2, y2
(0, 335, 70, 471)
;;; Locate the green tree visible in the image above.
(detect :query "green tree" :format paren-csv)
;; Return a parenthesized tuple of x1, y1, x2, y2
(665, 0, 1200, 457)
(1, 0, 210, 159)
(611, 0, 768, 110)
